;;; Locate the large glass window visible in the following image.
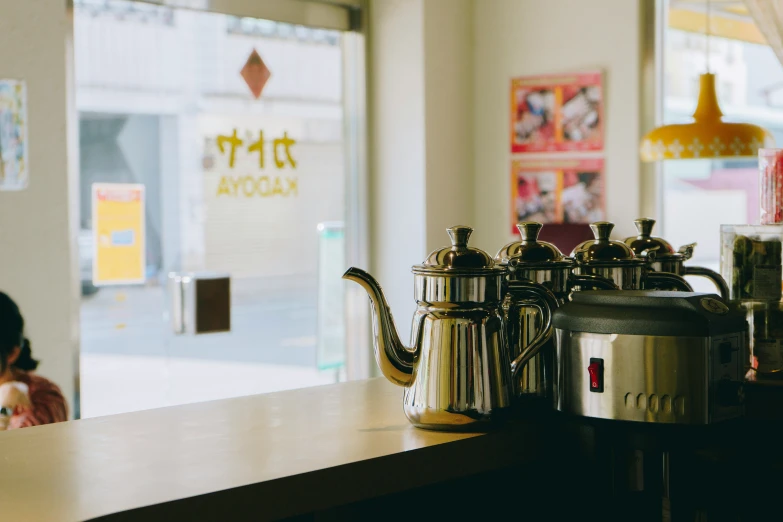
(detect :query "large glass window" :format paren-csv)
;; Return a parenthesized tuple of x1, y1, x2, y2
(74, 0, 364, 417)
(660, 0, 783, 291)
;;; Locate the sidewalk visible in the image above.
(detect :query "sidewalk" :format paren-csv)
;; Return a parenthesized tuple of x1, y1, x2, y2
(80, 353, 337, 418)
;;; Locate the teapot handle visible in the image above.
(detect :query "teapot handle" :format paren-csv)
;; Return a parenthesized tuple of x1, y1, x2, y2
(683, 266, 729, 299)
(506, 280, 559, 378)
(645, 272, 694, 292)
(568, 273, 619, 291)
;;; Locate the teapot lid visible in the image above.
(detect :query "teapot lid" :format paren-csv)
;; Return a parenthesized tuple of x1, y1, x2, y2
(495, 222, 571, 267)
(414, 226, 504, 276)
(571, 222, 643, 265)
(623, 218, 692, 261)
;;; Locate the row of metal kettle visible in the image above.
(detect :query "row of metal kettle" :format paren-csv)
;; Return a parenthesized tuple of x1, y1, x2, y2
(343, 219, 729, 431)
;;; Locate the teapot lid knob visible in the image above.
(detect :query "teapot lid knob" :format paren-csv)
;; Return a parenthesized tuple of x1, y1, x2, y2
(516, 222, 543, 242)
(447, 226, 473, 248)
(634, 218, 656, 237)
(416, 225, 499, 274)
(589, 221, 614, 241)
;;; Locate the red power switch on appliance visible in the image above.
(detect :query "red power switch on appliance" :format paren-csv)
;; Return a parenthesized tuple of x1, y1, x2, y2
(588, 358, 604, 393)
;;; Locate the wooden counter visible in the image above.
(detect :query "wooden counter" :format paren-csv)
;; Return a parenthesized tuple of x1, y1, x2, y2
(0, 378, 548, 522)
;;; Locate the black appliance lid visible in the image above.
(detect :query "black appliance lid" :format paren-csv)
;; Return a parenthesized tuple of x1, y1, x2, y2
(553, 290, 746, 337)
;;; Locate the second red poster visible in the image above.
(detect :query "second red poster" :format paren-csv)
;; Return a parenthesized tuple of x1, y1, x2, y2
(510, 157, 606, 234)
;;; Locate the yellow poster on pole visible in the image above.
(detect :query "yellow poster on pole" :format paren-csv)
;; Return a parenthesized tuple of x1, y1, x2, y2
(92, 183, 146, 286)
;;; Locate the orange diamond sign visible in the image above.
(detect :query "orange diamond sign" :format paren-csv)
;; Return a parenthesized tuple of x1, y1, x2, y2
(241, 49, 271, 100)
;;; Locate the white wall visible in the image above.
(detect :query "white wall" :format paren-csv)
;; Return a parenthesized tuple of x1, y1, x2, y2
(0, 0, 79, 413)
(368, 0, 474, 345)
(422, 0, 474, 254)
(368, 0, 426, 345)
(472, 0, 644, 253)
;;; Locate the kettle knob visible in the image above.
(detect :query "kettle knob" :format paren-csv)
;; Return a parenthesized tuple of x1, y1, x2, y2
(516, 222, 543, 242)
(589, 221, 615, 241)
(447, 226, 473, 249)
(634, 218, 656, 237)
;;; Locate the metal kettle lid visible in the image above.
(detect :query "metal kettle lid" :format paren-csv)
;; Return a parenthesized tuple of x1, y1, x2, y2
(495, 222, 571, 267)
(414, 226, 504, 276)
(571, 222, 642, 265)
(623, 218, 677, 258)
(623, 218, 694, 261)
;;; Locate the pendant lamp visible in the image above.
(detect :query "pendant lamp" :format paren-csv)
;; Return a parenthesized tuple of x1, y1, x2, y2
(640, 0, 774, 161)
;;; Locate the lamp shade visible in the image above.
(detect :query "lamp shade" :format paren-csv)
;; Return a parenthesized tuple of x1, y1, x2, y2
(640, 73, 774, 161)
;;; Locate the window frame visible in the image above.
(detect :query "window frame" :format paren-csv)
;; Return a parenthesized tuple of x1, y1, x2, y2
(129, 0, 362, 31)
(67, 0, 373, 419)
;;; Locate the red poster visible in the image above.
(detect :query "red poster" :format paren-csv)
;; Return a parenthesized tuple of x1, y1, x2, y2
(510, 157, 605, 233)
(510, 71, 604, 154)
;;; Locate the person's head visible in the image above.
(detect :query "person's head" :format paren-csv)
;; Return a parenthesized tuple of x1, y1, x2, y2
(0, 292, 39, 374)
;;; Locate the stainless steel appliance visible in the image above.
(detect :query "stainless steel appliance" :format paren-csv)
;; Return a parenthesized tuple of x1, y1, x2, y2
(553, 291, 746, 424)
(343, 225, 557, 431)
(495, 222, 617, 402)
(570, 222, 694, 292)
(624, 218, 729, 298)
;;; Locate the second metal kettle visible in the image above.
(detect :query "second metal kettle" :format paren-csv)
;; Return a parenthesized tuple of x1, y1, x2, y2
(495, 222, 617, 402)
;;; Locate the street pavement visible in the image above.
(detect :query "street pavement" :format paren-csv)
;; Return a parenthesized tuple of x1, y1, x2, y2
(80, 276, 320, 367)
(78, 276, 339, 417)
(80, 352, 337, 418)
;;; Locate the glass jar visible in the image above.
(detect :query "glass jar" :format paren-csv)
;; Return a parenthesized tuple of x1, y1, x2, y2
(721, 224, 783, 382)
(720, 224, 783, 302)
(744, 300, 783, 381)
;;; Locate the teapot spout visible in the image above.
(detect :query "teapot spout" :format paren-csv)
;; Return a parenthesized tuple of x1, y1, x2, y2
(342, 267, 415, 386)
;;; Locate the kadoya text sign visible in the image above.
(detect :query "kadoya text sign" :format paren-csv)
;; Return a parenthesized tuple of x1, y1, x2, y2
(208, 128, 298, 198)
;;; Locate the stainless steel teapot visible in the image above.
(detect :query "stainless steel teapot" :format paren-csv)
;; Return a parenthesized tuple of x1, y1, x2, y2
(495, 222, 618, 402)
(623, 218, 729, 298)
(343, 226, 557, 431)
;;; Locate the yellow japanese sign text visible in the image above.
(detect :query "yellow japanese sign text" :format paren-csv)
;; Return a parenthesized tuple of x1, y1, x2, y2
(92, 183, 146, 286)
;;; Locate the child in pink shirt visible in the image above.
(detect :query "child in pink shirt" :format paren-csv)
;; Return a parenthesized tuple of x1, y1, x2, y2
(0, 293, 68, 430)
